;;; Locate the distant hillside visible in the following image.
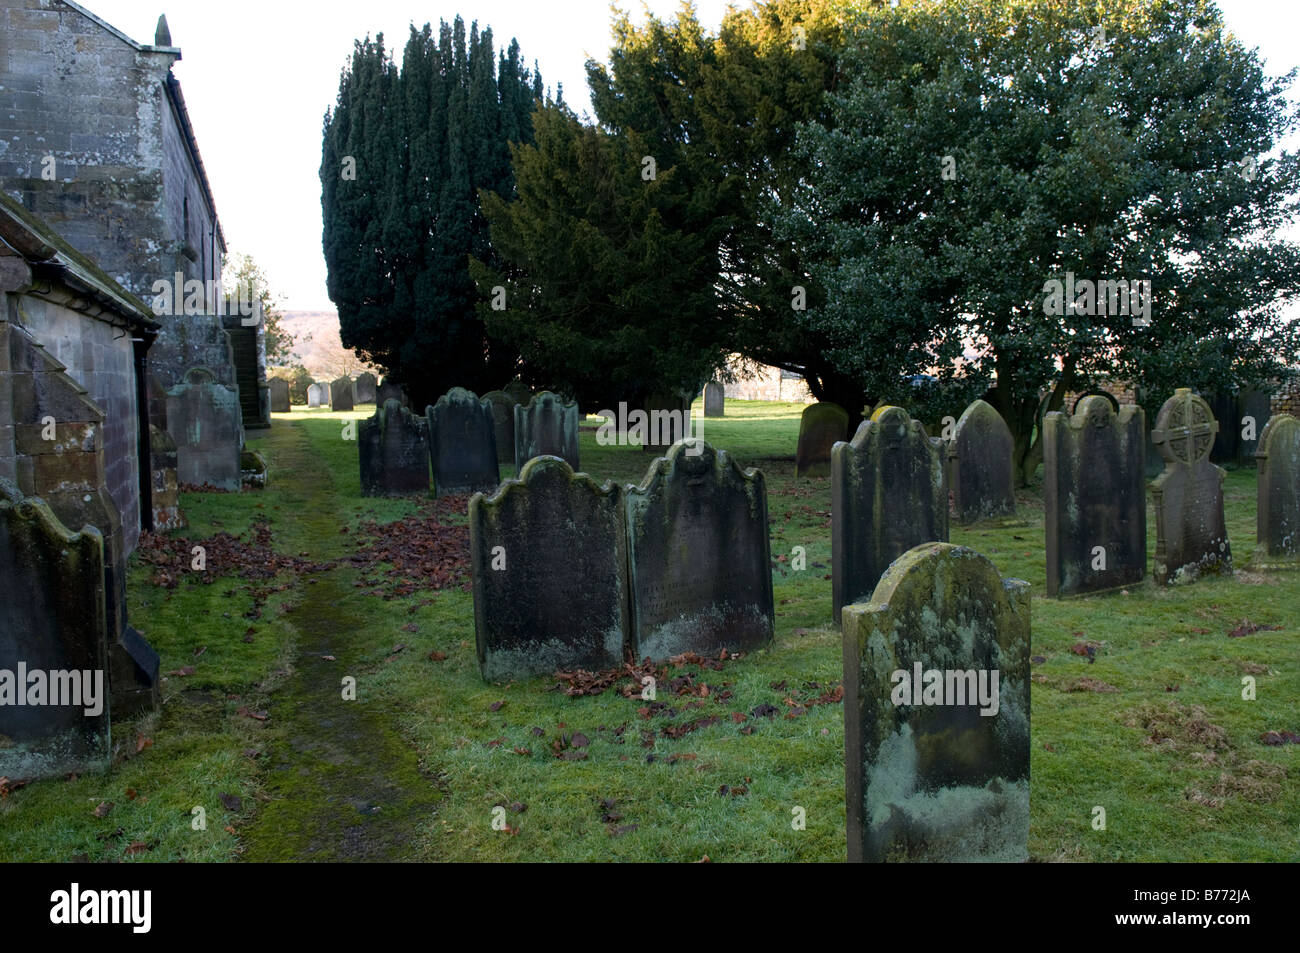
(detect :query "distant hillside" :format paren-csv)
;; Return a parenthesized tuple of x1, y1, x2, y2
(275, 310, 382, 379)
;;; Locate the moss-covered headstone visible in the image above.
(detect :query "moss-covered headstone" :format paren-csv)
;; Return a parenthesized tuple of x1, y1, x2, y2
(1151, 389, 1232, 584)
(329, 376, 355, 412)
(269, 378, 290, 413)
(482, 390, 517, 466)
(625, 440, 774, 660)
(949, 399, 1016, 523)
(831, 406, 948, 624)
(1254, 413, 1300, 568)
(426, 388, 498, 497)
(360, 400, 429, 497)
(795, 402, 849, 477)
(470, 457, 628, 680)
(1043, 397, 1146, 596)
(0, 479, 111, 780)
(514, 391, 580, 472)
(842, 543, 1030, 863)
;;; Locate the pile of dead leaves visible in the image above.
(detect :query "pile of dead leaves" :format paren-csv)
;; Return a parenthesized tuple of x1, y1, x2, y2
(136, 515, 331, 589)
(552, 650, 734, 699)
(346, 499, 471, 598)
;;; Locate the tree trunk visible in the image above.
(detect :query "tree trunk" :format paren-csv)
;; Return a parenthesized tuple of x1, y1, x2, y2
(990, 356, 1077, 488)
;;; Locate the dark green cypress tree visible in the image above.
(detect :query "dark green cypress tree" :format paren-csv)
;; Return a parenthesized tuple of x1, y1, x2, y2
(321, 17, 541, 407)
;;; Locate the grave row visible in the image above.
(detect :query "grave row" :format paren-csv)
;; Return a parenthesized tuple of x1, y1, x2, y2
(359, 388, 581, 498)
(470, 441, 775, 681)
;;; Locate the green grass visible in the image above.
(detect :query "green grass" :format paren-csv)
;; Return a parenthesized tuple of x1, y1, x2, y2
(3, 398, 1297, 862)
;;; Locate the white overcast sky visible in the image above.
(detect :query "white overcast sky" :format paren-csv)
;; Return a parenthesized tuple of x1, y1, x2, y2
(82, 0, 1300, 311)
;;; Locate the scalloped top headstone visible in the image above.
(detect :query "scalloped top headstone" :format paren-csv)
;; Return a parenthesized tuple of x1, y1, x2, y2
(841, 542, 1030, 863)
(503, 380, 533, 406)
(514, 391, 580, 472)
(470, 456, 628, 680)
(329, 377, 354, 412)
(0, 479, 111, 780)
(354, 373, 378, 405)
(831, 405, 948, 624)
(360, 400, 429, 497)
(1151, 389, 1232, 584)
(949, 399, 1015, 523)
(703, 381, 725, 418)
(796, 402, 849, 477)
(427, 388, 498, 497)
(482, 390, 517, 466)
(1255, 413, 1300, 565)
(1043, 396, 1146, 596)
(624, 440, 774, 660)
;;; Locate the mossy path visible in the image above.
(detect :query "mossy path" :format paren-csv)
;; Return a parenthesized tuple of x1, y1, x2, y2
(240, 420, 437, 861)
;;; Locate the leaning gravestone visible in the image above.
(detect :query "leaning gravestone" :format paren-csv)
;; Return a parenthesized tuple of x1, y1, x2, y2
(1254, 413, 1300, 568)
(832, 406, 948, 624)
(0, 479, 111, 781)
(514, 391, 580, 472)
(703, 381, 725, 418)
(330, 376, 355, 412)
(625, 440, 774, 660)
(307, 382, 327, 408)
(482, 390, 517, 466)
(354, 372, 378, 405)
(427, 388, 499, 496)
(269, 378, 290, 413)
(1151, 388, 1232, 584)
(949, 399, 1016, 523)
(470, 457, 629, 680)
(842, 542, 1030, 863)
(796, 402, 850, 477)
(359, 400, 429, 497)
(1043, 396, 1146, 596)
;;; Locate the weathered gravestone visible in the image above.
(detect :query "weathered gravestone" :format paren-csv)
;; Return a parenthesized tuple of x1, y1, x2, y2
(625, 440, 774, 660)
(307, 382, 327, 408)
(639, 391, 693, 452)
(427, 388, 499, 496)
(354, 372, 378, 405)
(146, 375, 183, 530)
(330, 377, 354, 412)
(360, 400, 429, 497)
(796, 402, 850, 477)
(703, 381, 725, 418)
(482, 390, 517, 467)
(269, 378, 290, 413)
(842, 543, 1030, 863)
(1151, 388, 1232, 584)
(832, 406, 948, 624)
(1043, 396, 1146, 596)
(166, 368, 242, 491)
(1254, 413, 1300, 567)
(503, 379, 533, 406)
(949, 399, 1016, 523)
(470, 457, 629, 680)
(514, 391, 580, 472)
(1238, 389, 1273, 462)
(376, 377, 409, 409)
(0, 480, 111, 780)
